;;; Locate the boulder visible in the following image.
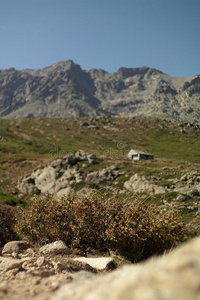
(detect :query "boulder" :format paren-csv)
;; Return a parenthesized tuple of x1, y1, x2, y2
(63, 154, 76, 166)
(87, 153, 96, 164)
(39, 241, 71, 256)
(74, 150, 96, 164)
(51, 236, 200, 300)
(17, 177, 40, 195)
(73, 257, 114, 271)
(76, 187, 95, 198)
(56, 187, 73, 199)
(0, 257, 24, 272)
(52, 259, 97, 274)
(34, 166, 56, 194)
(51, 159, 63, 169)
(173, 171, 200, 195)
(85, 167, 118, 185)
(124, 173, 166, 194)
(75, 150, 87, 161)
(2, 241, 30, 255)
(175, 194, 188, 202)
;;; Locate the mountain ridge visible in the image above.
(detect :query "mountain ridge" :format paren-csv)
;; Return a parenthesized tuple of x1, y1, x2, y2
(0, 60, 199, 122)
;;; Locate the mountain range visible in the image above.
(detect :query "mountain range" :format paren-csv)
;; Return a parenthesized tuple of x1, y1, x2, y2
(0, 60, 199, 122)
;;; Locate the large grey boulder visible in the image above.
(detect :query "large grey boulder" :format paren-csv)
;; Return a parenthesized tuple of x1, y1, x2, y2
(34, 165, 56, 194)
(17, 176, 40, 195)
(172, 171, 200, 195)
(51, 236, 200, 300)
(85, 166, 118, 185)
(124, 173, 166, 194)
(54, 168, 82, 192)
(17, 152, 95, 196)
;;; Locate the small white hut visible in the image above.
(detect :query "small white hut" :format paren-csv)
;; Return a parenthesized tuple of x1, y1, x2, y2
(128, 149, 154, 161)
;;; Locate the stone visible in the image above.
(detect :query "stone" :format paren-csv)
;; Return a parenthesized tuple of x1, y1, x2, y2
(73, 257, 114, 271)
(75, 150, 87, 161)
(28, 268, 55, 278)
(173, 171, 200, 195)
(39, 241, 71, 256)
(17, 177, 40, 195)
(2, 241, 30, 255)
(176, 194, 188, 202)
(34, 166, 56, 194)
(51, 159, 63, 169)
(63, 155, 76, 166)
(36, 256, 49, 267)
(0, 135, 7, 141)
(85, 167, 117, 185)
(76, 187, 95, 198)
(51, 236, 200, 300)
(0, 257, 23, 272)
(87, 153, 96, 164)
(52, 259, 97, 274)
(56, 187, 73, 199)
(54, 168, 81, 196)
(80, 122, 90, 126)
(124, 173, 166, 194)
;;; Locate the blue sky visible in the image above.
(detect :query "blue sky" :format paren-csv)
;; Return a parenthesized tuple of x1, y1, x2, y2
(0, 0, 199, 77)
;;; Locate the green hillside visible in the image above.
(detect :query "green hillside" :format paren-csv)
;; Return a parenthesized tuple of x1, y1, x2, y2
(0, 116, 200, 236)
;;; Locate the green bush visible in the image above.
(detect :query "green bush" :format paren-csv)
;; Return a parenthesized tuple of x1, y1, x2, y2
(16, 193, 186, 261)
(0, 203, 18, 247)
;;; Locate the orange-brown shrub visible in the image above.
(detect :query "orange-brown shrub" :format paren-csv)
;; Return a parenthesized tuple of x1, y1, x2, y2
(16, 193, 185, 261)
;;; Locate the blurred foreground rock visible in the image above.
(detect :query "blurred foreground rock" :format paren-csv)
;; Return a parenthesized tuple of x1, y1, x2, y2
(1, 237, 200, 299)
(52, 236, 200, 300)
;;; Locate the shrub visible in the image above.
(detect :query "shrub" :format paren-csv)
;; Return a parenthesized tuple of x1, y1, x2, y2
(16, 193, 186, 261)
(0, 203, 18, 247)
(15, 194, 73, 245)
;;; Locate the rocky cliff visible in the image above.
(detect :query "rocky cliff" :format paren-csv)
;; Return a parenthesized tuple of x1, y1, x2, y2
(0, 60, 200, 122)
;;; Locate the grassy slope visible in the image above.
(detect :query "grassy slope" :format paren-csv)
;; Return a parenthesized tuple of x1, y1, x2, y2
(0, 116, 200, 233)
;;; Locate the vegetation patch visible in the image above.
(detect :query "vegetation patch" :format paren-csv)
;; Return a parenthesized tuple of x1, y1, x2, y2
(15, 192, 186, 262)
(0, 203, 19, 247)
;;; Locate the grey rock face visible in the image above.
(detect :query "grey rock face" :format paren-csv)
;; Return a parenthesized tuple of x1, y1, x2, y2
(0, 60, 200, 123)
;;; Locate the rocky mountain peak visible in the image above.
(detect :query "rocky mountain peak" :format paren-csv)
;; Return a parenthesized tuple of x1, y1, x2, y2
(0, 60, 199, 122)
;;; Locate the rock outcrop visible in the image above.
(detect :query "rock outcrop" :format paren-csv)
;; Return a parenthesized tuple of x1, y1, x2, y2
(169, 171, 200, 195)
(85, 165, 119, 185)
(17, 151, 96, 198)
(18, 153, 200, 199)
(17, 153, 123, 198)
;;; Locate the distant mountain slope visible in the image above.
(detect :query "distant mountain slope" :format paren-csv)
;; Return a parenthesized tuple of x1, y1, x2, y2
(0, 60, 199, 122)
